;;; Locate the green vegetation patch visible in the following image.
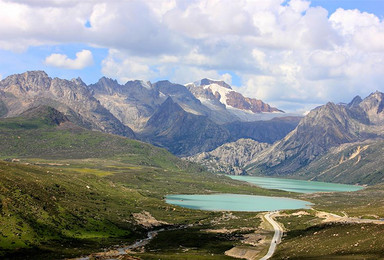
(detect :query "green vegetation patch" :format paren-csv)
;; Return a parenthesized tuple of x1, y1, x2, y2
(0, 99, 7, 117)
(303, 184, 384, 218)
(273, 222, 384, 259)
(138, 227, 237, 260)
(277, 210, 322, 231)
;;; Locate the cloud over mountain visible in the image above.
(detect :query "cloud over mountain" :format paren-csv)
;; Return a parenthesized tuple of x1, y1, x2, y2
(0, 0, 383, 112)
(45, 50, 93, 69)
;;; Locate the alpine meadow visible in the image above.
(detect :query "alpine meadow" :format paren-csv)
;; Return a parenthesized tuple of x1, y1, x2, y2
(1, 1, 384, 260)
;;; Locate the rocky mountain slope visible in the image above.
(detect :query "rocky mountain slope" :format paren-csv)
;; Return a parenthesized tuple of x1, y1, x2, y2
(89, 77, 164, 132)
(0, 71, 294, 156)
(0, 71, 135, 138)
(246, 101, 373, 175)
(293, 139, 384, 185)
(140, 97, 231, 156)
(190, 92, 384, 184)
(89, 78, 248, 132)
(186, 139, 270, 175)
(224, 116, 301, 144)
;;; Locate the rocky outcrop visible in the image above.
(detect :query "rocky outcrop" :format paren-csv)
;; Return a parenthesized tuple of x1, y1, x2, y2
(347, 95, 363, 109)
(0, 71, 135, 138)
(186, 139, 270, 175)
(225, 91, 283, 113)
(89, 77, 163, 132)
(200, 78, 232, 89)
(358, 91, 384, 125)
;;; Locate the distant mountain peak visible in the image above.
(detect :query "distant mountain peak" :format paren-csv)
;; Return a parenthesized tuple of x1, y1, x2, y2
(99, 76, 119, 85)
(359, 90, 384, 124)
(159, 96, 184, 112)
(22, 70, 49, 78)
(199, 78, 232, 89)
(187, 78, 283, 116)
(71, 77, 86, 87)
(348, 95, 363, 108)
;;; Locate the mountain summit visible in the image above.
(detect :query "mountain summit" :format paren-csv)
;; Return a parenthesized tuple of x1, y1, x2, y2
(0, 71, 135, 138)
(186, 78, 283, 121)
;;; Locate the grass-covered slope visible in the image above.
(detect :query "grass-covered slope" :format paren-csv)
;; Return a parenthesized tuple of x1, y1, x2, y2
(0, 161, 140, 255)
(0, 106, 192, 171)
(0, 106, 290, 258)
(273, 222, 384, 259)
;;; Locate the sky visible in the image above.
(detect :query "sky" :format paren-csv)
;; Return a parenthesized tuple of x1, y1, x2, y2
(0, 0, 383, 114)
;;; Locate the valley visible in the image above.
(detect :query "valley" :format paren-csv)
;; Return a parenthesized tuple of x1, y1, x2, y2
(0, 71, 383, 259)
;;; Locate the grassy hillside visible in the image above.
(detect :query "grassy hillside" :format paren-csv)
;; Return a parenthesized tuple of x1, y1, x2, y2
(0, 106, 194, 171)
(2, 106, 383, 260)
(304, 183, 384, 218)
(273, 222, 384, 259)
(269, 184, 384, 259)
(0, 107, 291, 259)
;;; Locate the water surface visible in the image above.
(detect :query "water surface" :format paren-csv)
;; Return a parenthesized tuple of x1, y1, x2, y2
(229, 175, 363, 193)
(166, 194, 312, 212)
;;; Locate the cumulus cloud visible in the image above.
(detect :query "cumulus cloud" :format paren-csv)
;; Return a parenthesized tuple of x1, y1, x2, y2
(45, 50, 93, 69)
(1, 0, 384, 112)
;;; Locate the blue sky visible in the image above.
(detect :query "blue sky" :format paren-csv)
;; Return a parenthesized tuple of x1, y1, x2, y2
(0, 0, 383, 113)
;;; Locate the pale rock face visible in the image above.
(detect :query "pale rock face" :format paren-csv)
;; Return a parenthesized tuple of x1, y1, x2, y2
(358, 91, 384, 125)
(0, 71, 135, 138)
(89, 77, 164, 132)
(186, 139, 270, 175)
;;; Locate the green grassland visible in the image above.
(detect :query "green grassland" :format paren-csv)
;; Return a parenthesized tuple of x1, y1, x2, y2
(0, 108, 289, 259)
(272, 222, 384, 259)
(272, 187, 384, 259)
(1, 107, 384, 259)
(302, 184, 384, 218)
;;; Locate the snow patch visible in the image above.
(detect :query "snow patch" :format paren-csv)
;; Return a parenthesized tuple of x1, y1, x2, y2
(202, 83, 231, 105)
(140, 80, 152, 90)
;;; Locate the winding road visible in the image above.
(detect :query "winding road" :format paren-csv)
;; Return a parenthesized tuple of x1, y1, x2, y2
(260, 211, 283, 260)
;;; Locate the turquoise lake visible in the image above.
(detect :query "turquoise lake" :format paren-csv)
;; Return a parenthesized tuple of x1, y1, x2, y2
(229, 175, 364, 193)
(165, 176, 363, 212)
(165, 194, 312, 212)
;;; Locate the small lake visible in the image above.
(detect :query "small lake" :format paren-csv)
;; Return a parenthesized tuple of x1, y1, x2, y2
(229, 175, 363, 193)
(165, 176, 363, 212)
(166, 194, 312, 212)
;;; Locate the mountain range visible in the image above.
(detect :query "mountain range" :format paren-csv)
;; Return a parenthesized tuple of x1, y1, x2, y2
(2, 71, 384, 185)
(0, 71, 295, 156)
(189, 92, 384, 185)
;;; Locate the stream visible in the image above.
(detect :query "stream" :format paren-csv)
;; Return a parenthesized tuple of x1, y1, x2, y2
(74, 225, 190, 260)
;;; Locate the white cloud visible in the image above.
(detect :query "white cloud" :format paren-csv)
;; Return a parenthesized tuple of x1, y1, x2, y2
(45, 49, 93, 69)
(101, 50, 155, 82)
(0, 0, 384, 112)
